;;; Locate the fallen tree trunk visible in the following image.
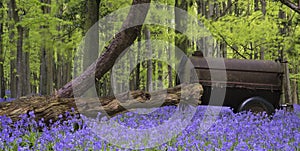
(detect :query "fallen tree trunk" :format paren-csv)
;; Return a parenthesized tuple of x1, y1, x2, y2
(0, 84, 202, 123)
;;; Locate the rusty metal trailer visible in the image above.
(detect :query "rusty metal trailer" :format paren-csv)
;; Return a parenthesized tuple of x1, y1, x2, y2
(188, 53, 284, 114)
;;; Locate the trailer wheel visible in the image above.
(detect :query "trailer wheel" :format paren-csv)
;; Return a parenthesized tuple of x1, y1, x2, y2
(238, 97, 275, 115)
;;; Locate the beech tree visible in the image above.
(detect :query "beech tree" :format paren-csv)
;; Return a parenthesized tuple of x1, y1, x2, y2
(0, 1, 5, 98)
(57, 0, 151, 98)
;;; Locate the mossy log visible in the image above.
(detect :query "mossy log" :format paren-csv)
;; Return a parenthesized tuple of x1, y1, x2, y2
(0, 84, 203, 123)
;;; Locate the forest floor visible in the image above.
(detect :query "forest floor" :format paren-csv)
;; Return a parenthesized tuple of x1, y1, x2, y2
(0, 97, 299, 150)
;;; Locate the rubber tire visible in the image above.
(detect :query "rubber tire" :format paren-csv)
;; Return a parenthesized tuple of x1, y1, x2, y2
(238, 97, 275, 115)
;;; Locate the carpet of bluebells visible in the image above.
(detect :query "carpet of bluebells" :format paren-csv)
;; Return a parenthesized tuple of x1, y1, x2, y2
(0, 97, 299, 151)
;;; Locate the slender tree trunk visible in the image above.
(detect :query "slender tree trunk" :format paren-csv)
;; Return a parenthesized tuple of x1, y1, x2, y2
(234, 0, 239, 16)
(220, 42, 227, 58)
(260, 0, 266, 16)
(9, 0, 25, 97)
(291, 79, 298, 104)
(56, 53, 62, 89)
(83, 0, 100, 69)
(278, 8, 292, 104)
(16, 26, 24, 97)
(8, 1, 17, 98)
(228, 0, 233, 14)
(157, 53, 163, 89)
(254, 0, 259, 11)
(0, 2, 5, 98)
(283, 62, 292, 104)
(46, 43, 53, 95)
(64, 48, 72, 86)
(168, 44, 173, 88)
(83, 0, 101, 97)
(40, 47, 47, 95)
(129, 48, 135, 91)
(144, 26, 153, 92)
(54, 1, 63, 90)
(24, 29, 31, 95)
(135, 33, 141, 90)
(39, 0, 53, 95)
(215, 0, 220, 17)
(259, 0, 266, 60)
(208, 0, 214, 18)
(291, 62, 298, 104)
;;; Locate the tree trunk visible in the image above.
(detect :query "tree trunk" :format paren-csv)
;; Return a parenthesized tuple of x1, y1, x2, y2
(283, 62, 292, 104)
(144, 26, 153, 91)
(16, 25, 24, 97)
(291, 79, 298, 104)
(279, 0, 300, 14)
(46, 43, 54, 95)
(260, 0, 266, 16)
(167, 24, 173, 88)
(83, 0, 100, 69)
(129, 48, 136, 91)
(0, 83, 202, 123)
(10, 0, 25, 97)
(8, 1, 16, 98)
(0, 1, 5, 98)
(259, 0, 266, 60)
(24, 29, 31, 95)
(8, 1, 17, 98)
(57, 0, 151, 98)
(157, 53, 163, 88)
(39, 0, 53, 95)
(40, 47, 47, 95)
(84, 0, 101, 97)
(234, 0, 239, 16)
(291, 62, 298, 104)
(168, 45, 173, 88)
(228, 0, 233, 14)
(135, 33, 141, 90)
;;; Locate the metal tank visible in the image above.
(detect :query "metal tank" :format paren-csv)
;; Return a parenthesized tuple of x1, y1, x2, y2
(187, 52, 284, 114)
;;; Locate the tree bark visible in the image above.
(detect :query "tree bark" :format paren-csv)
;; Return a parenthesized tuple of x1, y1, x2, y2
(40, 0, 53, 95)
(9, 0, 25, 97)
(260, 0, 266, 16)
(57, 0, 151, 98)
(135, 33, 141, 90)
(0, 84, 202, 123)
(283, 62, 292, 104)
(144, 26, 153, 91)
(291, 79, 298, 104)
(0, 1, 5, 98)
(24, 29, 31, 95)
(279, 0, 300, 14)
(16, 25, 24, 97)
(8, 0, 17, 98)
(259, 0, 266, 60)
(83, 0, 100, 69)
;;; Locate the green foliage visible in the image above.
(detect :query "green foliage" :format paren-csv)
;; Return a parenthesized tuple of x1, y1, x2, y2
(0, 0, 299, 98)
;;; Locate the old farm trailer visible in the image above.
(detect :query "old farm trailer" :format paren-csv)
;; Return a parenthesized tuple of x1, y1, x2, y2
(186, 52, 284, 114)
